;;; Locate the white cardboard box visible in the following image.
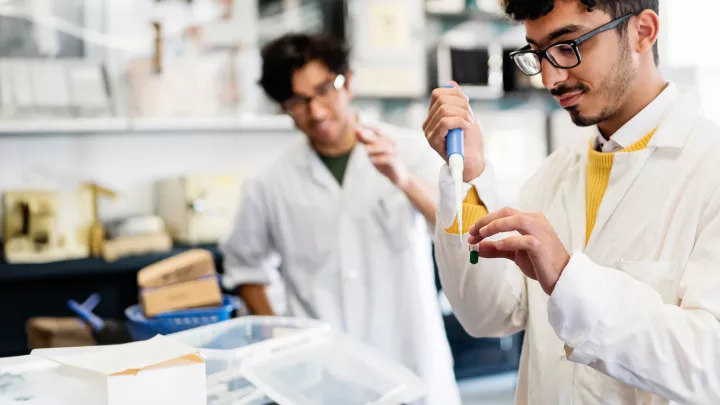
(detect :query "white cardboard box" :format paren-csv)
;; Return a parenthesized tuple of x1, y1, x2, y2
(31, 335, 207, 405)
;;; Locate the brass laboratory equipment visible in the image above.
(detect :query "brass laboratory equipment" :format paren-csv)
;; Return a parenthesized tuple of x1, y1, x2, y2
(3, 191, 89, 263)
(84, 183, 117, 258)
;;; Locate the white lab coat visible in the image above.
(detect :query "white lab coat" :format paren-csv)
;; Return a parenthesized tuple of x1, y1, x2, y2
(221, 119, 461, 405)
(435, 88, 720, 405)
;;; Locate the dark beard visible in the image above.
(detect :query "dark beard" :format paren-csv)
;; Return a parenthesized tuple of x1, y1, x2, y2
(566, 40, 636, 127)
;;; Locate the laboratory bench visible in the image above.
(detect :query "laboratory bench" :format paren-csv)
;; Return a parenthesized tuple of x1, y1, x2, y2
(0, 244, 521, 380)
(0, 244, 223, 358)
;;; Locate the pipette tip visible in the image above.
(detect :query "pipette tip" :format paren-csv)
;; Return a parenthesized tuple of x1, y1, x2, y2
(458, 217, 463, 243)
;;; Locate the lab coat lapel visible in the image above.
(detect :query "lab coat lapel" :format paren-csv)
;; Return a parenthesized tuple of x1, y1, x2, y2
(586, 148, 654, 248)
(563, 149, 588, 253)
(344, 114, 380, 194)
(340, 142, 372, 197)
(585, 89, 700, 249)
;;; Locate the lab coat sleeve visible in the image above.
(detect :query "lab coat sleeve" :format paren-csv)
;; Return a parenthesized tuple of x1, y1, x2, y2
(219, 178, 277, 290)
(435, 164, 528, 338)
(549, 193, 720, 403)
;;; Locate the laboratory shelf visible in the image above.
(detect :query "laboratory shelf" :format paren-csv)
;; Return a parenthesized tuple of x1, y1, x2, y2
(0, 115, 296, 136)
(128, 117, 244, 132)
(0, 117, 128, 134)
(129, 115, 295, 133)
(0, 244, 222, 283)
(426, 9, 506, 21)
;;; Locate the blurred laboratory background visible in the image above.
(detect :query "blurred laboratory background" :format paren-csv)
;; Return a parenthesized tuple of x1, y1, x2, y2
(0, 0, 716, 404)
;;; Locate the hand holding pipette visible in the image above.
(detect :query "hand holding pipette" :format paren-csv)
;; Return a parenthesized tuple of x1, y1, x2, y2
(442, 84, 465, 242)
(422, 83, 486, 240)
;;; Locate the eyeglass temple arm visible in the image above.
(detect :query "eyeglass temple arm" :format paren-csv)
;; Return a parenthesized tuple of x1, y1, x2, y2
(574, 11, 642, 45)
(509, 45, 532, 57)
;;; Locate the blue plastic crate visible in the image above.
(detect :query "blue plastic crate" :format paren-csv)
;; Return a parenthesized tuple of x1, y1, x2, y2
(125, 295, 240, 341)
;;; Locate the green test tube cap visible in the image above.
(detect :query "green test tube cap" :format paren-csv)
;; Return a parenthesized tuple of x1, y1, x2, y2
(470, 250, 479, 264)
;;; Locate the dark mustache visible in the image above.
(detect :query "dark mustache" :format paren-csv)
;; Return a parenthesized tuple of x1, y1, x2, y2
(551, 84, 589, 97)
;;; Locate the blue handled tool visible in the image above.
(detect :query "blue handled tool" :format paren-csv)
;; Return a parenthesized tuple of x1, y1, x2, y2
(68, 293, 105, 331)
(68, 293, 132, 345)
(443, 84, 465, 242)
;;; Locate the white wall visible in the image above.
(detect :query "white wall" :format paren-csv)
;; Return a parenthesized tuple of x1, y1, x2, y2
(665, 0, 720, 69)
(0, 130, 301, 234)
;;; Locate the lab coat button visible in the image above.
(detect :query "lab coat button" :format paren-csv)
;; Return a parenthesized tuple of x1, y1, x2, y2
(346, 270, 358, 280)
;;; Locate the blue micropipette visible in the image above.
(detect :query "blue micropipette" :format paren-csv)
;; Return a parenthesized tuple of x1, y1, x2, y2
(443, 84, 465, 242)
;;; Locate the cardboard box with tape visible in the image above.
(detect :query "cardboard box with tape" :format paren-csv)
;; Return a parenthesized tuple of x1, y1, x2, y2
(138, 249, 223, 317)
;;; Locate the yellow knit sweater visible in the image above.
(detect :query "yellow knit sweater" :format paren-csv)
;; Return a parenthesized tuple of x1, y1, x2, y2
(446, 130, 657, 241)
(584, 129, 656, 245)
(444, 186, 488, 234)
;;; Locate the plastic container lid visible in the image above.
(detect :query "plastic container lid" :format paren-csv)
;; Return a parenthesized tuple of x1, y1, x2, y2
(239, 332, 426, 405)
(170, 316, 329, 356)
(0, 356, 95, 405)
(169, 316, 330, 405)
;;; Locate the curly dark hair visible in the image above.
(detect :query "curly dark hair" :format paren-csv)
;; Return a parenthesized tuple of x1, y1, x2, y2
(503, 0, 660, 65)
(259, 33, 350, 104)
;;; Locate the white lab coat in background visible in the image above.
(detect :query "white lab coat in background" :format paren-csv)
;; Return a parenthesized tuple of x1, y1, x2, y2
(221, 119, 461, 405)
(435, 88, 720, 405)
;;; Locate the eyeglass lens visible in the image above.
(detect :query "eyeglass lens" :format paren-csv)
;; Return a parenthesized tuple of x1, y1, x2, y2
(514, 53, 541, 75)
(547, 44, 579, 68)
(513, 43, 580, 75)
(284, 79, 337, 115)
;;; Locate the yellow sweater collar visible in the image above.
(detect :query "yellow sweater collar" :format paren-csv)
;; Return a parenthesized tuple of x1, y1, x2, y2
(587, 128, 657, 167)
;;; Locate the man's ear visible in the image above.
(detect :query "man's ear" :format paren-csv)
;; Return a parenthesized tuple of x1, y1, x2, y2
(634, 9, 660, 56)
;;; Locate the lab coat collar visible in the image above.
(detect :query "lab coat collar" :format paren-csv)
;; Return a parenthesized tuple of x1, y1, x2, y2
(302, 140, 343, 192)
(593, 82, 678, 151)
(584, 88, 701, 250)
(302, 112, 379, 192)
(571, 87, 701, 156)
(647, 88, 701, 149)
(302, 137, 371, 193)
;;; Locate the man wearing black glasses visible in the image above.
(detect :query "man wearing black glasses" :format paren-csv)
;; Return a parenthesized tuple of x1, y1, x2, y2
(426, 0, 720, 403)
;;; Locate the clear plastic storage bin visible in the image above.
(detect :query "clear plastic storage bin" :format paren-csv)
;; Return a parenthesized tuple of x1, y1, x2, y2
(0, 317, 426, 405)
(239, 333, 425, 405)
(169, 316, 329, 405)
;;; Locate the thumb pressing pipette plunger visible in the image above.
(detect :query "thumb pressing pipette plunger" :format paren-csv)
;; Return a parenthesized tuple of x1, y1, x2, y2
(443, 84, 465, 242)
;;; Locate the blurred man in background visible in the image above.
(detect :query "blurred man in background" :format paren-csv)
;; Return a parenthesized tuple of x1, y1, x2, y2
(221, 33, 460, 405)
(426, 0, 720, 403)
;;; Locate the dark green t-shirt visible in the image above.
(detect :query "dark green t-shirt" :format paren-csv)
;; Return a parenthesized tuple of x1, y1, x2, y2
(317, 150, 352, 186)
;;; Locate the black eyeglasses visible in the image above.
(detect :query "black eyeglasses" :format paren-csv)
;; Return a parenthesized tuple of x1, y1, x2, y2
(283, 75, 346, 116)
(510, 11, 642, 76)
